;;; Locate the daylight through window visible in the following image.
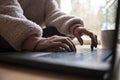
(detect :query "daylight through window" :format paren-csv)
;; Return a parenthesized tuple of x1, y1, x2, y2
(59, 0, 117, 41)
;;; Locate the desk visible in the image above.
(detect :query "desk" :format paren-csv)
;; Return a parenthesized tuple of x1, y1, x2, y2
(0, 64, 99, 80)
(0, 45, 119, 80)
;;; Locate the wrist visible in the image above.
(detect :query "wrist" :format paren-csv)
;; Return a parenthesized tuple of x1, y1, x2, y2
(21, 34, 42, 51)
(69, 24, 82, 35)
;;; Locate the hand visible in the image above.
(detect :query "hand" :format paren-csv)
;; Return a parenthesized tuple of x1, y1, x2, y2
(34, 35, 76, 52)
(73, 27, 98, 50)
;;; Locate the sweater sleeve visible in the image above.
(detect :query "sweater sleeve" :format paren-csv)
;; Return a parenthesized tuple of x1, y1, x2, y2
(45, 0, 83, 36)
(0, 0, 42, 51)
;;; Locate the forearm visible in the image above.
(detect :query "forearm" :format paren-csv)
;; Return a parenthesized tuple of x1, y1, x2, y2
(45, 0, 84, 36)
(0, 0, 43, 51)
(0, 14, 43, 51)
(0, 0, 25, 18)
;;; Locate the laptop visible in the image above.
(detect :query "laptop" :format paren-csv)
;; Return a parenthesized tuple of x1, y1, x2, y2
(0, 0, 119, 80)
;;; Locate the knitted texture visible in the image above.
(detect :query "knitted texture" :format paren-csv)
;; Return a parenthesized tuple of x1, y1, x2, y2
(0, 0, 82, 51)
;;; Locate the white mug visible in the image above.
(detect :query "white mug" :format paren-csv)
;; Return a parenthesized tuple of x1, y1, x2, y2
(101, 29, 115, 49)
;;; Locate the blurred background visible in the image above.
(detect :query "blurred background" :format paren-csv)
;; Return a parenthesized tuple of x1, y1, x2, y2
(56, 0, 118, 44)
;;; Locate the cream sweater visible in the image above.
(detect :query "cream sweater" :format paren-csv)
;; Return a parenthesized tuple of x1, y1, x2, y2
(0, 0, 82, 51)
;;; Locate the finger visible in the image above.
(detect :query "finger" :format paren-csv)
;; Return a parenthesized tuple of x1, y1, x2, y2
(67, 38, 76, 51)
(48, 35, 76, 51)
(80, 29, 98, 49)
(89, 33, 98, 50)
(46, 47, 66, 52)
(95, 35, 98, 48)
(65, 37, 76, 51)
(35, 42, 61, 51)
(36, 42, 71, 52)
(90, 35, 97, 48)
(74, 31, 84, 45)
(58, 43, 71, 52)
(53, 37, 76, 51)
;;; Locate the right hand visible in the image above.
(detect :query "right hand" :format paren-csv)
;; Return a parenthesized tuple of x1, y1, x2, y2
(34, 35, 76, 52)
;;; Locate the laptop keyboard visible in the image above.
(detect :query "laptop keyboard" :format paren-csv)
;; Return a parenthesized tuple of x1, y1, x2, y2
(34, 49, 112, 62)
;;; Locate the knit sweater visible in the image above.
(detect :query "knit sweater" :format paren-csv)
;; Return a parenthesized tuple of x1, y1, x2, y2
(0, 0, 82, 51)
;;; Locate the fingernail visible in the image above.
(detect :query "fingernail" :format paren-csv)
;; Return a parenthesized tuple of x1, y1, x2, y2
(91, 46, 93, 51)
(96, 45, 97, 48)
(80, 42, 83, 45)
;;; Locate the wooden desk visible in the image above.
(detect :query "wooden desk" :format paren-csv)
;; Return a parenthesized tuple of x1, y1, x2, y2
(0, 64, 100, 80)
(0, 45, 119, 80)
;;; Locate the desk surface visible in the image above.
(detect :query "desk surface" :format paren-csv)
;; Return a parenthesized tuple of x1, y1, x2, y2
(0, 45, 119, 80)
(0, 64, 99, 80)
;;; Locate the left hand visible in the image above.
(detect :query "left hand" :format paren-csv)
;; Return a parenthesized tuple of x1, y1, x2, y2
(73, 27, 98, 51)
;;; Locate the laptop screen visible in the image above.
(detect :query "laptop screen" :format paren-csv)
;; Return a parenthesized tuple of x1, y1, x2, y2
(108, 1, 120, 79)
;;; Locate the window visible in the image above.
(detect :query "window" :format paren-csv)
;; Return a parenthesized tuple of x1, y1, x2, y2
(56, 0, 117, 44)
